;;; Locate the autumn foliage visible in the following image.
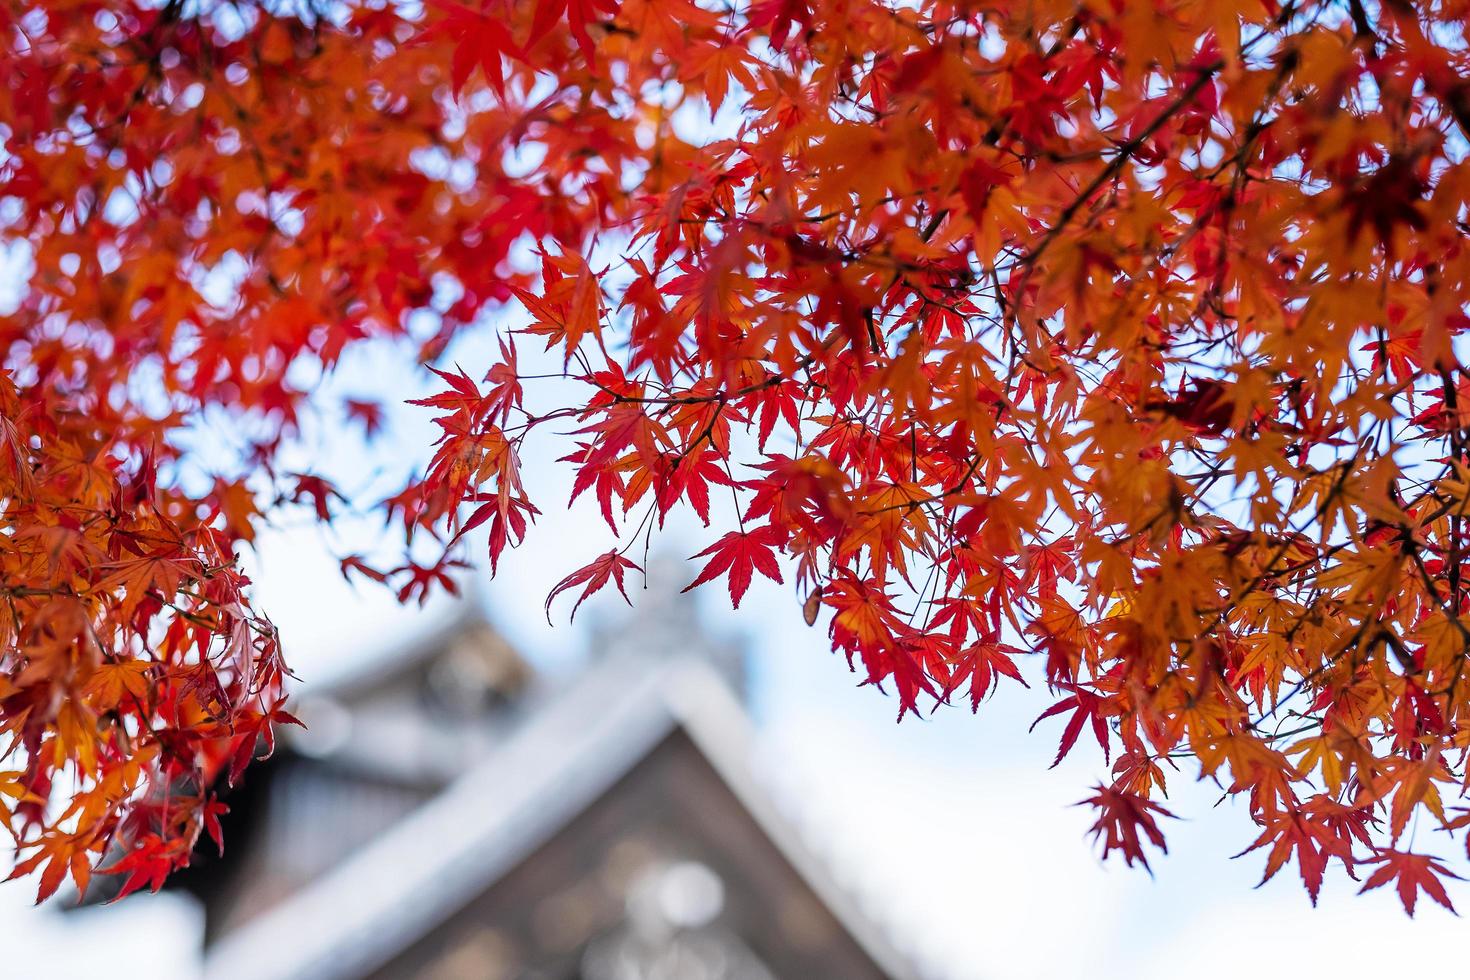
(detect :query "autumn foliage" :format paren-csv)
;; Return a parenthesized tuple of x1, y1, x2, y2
(6, 0, 1470, 915)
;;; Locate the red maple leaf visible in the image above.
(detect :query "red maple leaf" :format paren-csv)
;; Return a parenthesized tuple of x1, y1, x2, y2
(1236, 796, 1370, 905)
(950, 638, 1028, 712)
(1031, 685, 1110, 768)
(683, 526, 785, 608)
(546, 549, 641, 622)
(530, 0, 620, 62)
(421, 0, 525, 96)
(1081, 784, 1175, 873)
(1358, 849, 1461, 917)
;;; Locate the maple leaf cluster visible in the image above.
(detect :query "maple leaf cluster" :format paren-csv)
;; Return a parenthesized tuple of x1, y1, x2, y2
(0, 0, 539, 900)
(9, 0, 1470, 916)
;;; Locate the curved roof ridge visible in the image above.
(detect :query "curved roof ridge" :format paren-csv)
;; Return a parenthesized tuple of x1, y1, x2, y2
(204, 651, 923, 980)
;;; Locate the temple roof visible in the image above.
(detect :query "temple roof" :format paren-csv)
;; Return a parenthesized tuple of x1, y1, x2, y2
(203, 648, 918, 980)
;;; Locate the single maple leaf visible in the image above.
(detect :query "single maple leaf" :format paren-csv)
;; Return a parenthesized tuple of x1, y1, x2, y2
(483, 337, 524, 427)
(683, 526, 785, 608)
(950, 638, 1028, 712)
(421, 0, 526, 97)
(104, 834, 182, 902)
(1081, 784, 1175, 873)
(1236, 803, 1354, 905)
(1358, 849, 1461, 917)
(530, 0, 619, 62)
(1031, 685, 1110, 768)
(344, 398, 385, 437)
(546, 549, 641, 622)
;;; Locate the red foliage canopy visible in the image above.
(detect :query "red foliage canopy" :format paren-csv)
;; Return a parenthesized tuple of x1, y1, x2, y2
(5, 0, 1470, 914)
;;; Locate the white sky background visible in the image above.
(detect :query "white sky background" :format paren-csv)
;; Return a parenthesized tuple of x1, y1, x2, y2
(1, 298, 1464, 978)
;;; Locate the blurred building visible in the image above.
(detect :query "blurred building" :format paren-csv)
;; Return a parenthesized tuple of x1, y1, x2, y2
(164, 590, 914, 980)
